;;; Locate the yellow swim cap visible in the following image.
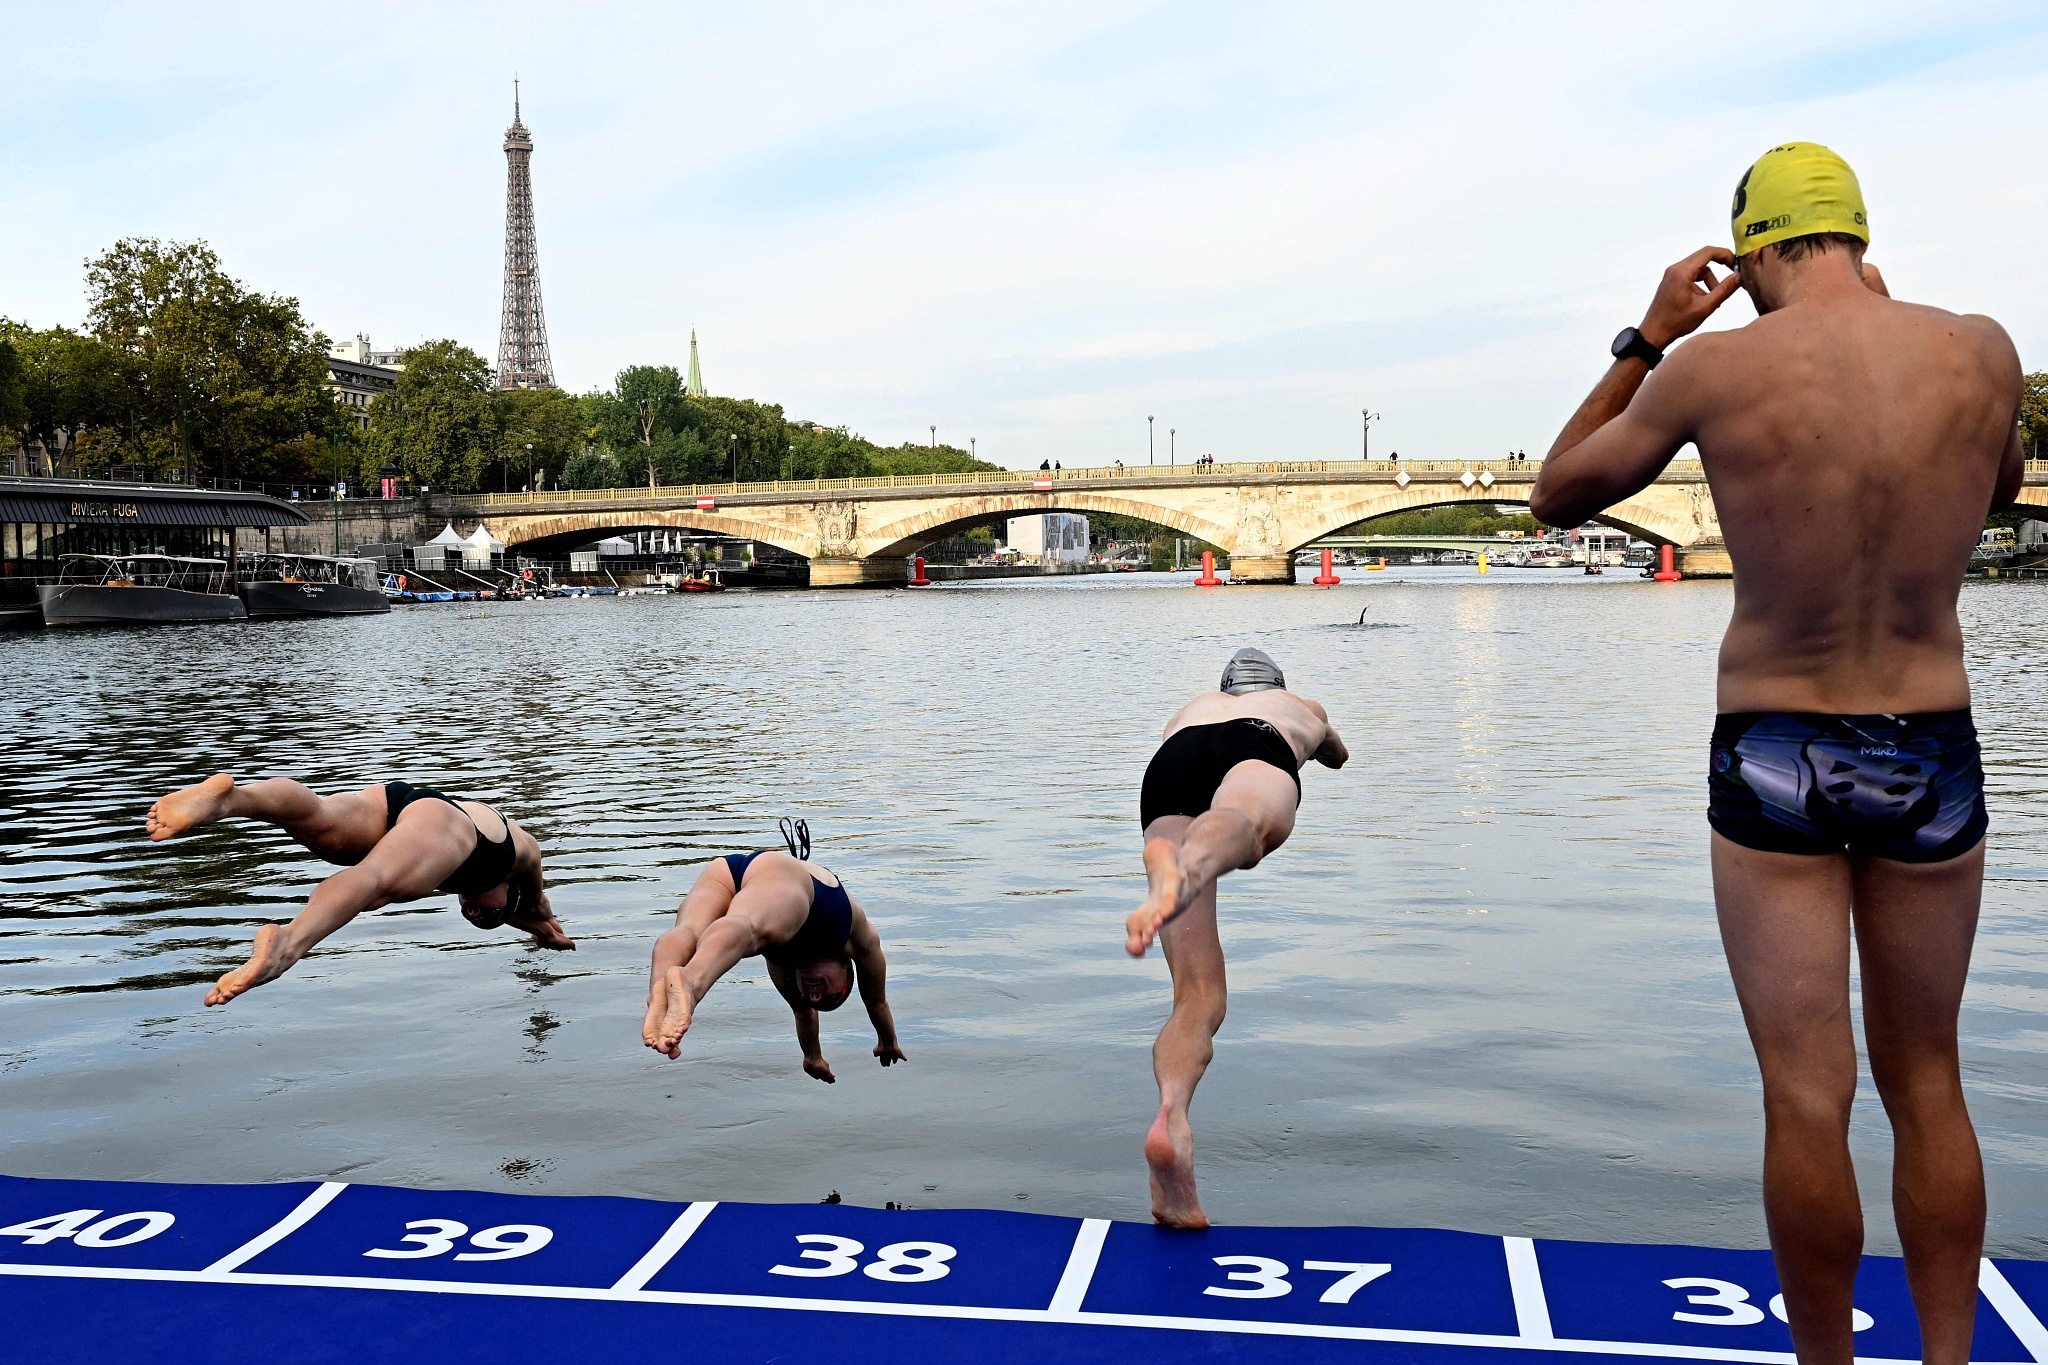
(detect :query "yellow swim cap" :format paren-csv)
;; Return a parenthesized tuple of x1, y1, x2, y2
(1730, 142, 1868, 257)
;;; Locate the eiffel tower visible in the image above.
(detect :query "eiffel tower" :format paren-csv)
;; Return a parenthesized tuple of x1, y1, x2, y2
(496, 81, 555, 389)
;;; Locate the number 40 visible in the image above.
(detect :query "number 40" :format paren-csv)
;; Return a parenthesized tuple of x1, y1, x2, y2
(1206, 1256, 1392, 1303)
(0, 1209, 175, 1249)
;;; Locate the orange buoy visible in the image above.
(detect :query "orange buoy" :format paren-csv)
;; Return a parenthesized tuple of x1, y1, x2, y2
(1653, 544, 1682, 582)
(1312, 548, 1340, 586)
(1195, 550, 1223, 586)
(908, 555, 932, 586)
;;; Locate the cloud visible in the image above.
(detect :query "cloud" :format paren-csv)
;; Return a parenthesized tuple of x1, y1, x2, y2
(2, 0, 2044, 465)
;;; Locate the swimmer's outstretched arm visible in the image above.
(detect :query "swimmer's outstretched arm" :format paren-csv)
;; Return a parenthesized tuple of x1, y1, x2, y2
(1307, 702, 1349, 768)
(848, 906, 906, 1068)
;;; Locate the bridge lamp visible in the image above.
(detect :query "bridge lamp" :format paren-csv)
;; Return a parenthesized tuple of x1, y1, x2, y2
(1170, 428, 1176, 467)
(930, 425, 937, 450)
(1362, 409, 1380, 460)
(729, 433, 738, 482)
(1148, 415, 1154, 466)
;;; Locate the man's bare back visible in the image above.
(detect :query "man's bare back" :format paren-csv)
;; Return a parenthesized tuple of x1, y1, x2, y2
(1162, 688, 1344, 768)
(1533, 243, 2024, 714)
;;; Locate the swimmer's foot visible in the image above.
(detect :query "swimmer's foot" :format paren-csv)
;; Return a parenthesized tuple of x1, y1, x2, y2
(147, 773, 236, 841)
(643, 967, 693, 1059)
(203, 924, 293, 1007)
(1127, 838, 1191, 957)
(1145, 1105, 1208, 1230)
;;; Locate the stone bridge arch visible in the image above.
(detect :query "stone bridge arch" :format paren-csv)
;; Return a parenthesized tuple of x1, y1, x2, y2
(483, 507, 822, 560)
(860, 490, 1238, 559)
(1271, 481, 1714, 552)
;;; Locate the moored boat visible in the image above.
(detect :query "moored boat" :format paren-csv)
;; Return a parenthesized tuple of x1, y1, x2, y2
(38, 554, 247, 626)
(237, 554, 390, 618)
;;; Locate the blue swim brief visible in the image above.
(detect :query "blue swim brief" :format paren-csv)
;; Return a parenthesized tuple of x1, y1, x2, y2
(1707, 709, 1987, 863)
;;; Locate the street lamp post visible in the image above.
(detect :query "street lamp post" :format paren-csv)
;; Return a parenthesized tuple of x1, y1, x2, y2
(930, 425, 937, 450)
(1362, 408, 1381, 460)
(970, 437, 976, 461)
(1170, 427, 1175, 467)
(524, 442, 533, 492)
(330, 433, 342, 555)
(729, 433, 739, 482)
(1148, 415, 1155, 466)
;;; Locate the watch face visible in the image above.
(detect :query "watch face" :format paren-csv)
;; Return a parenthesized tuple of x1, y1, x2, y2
(1611, 327, 1638, 358)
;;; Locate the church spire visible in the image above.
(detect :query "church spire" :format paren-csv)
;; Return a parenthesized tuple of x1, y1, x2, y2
(685, 328, 706, 397)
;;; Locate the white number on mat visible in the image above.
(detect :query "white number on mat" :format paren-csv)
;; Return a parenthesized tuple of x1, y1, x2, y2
(0, 1209, 175, 1249)
(364, 1219, 554, 1262)
(1664, 1278, 1766, 1326)
(1303, 1261, 1393, 1304)
(863, 1242, 956, 1283)
(1205, 1255, 1293, 1299)
(1768, 1293, 1872, 1333)
(769, 1235, 958, 1283)
(770, 1234, 865, 1278)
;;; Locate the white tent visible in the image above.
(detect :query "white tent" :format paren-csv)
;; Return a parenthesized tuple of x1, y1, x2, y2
(569, 536, 636, 572)
(461, 523, 508, 569)
(411, 522, 467, 569)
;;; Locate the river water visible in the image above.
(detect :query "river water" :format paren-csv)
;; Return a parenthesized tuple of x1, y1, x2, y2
(4, 568, 2046, 1255)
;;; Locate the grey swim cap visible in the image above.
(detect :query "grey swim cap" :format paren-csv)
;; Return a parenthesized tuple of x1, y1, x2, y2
(1220, 648, 1285, 694)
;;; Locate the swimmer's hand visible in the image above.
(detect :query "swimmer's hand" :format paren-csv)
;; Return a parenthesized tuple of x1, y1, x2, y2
(874, 1039, 907, 1067)
(804, 1054, 837, 1084)
(1640, 245, 1744, 349)
(643, 966, 692, 1059)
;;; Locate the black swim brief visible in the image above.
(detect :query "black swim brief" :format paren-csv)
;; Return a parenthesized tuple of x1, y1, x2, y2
(1140, 718, 1302, 829)
(1707, 709, 1987, 863)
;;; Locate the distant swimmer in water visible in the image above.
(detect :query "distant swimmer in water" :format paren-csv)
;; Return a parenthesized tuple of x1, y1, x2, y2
(145, 774, 570, 1007)
(1532, 142, 2025, 1365)
(643, 820, 904, 1083)
(1127, 649, 1349, 1227)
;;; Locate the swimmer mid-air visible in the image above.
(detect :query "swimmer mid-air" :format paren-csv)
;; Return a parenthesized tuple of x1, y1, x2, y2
(642, 821, 904, 1083)
(145, 774, 570, 1007)
(1126, 649, 1349, 1228)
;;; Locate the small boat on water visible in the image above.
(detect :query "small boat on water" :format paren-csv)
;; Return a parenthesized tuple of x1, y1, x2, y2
(237, 553, 390, 618)
(39, 554, 247, 626)
(678, 569, 726, 593)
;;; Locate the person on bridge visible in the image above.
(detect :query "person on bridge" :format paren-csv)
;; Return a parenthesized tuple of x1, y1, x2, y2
(145, 774, 570, 1007)
(1531, 141, 2027, 1365)
(642, 819, 905, 1083)
(1125, 649, 1349, 1228)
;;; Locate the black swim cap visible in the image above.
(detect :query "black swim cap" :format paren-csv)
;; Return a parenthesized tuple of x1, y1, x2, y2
(1220, 647, 1285, 694)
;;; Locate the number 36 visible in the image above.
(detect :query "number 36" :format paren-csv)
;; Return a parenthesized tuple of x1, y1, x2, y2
(1664, 1278, 1873, 1332)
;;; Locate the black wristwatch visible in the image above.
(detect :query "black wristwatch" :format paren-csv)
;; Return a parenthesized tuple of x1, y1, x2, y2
(1611, 326, 1664, 368)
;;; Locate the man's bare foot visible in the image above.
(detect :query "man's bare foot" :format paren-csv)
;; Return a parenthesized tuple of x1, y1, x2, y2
(1145, 1105, 1209, 1229)
(203, 924, 294, 1006)
(643, 966, 693, 1059)
(1127, 838, 1192, 957)
(147, 773, 236, 842)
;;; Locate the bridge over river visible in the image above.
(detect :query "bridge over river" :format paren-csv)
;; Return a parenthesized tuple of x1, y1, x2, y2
(451, 457, 2048, 587)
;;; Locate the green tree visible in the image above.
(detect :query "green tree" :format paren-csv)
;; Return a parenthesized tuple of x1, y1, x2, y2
(0, 331, 24, 454)
(362, 340, 501, 493)
(498, 385, 588, 490)
(0, 321, 134, 472)
(84, 238, 338, 483)
(2020, 372, 2048, 459)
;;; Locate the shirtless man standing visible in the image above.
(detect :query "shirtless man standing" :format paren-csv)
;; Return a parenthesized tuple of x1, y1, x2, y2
(642, 822, 905, 1083)
(146, 774, 571, 1006)
(1126, 648, 1349, 1227)
(1531, 143, 2027, 1365)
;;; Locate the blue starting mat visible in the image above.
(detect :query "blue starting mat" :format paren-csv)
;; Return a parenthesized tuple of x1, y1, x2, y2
(6, 1172, 2047, 1364)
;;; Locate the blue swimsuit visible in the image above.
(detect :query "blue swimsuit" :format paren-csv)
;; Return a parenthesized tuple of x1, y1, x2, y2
(723, 851, 854, 966)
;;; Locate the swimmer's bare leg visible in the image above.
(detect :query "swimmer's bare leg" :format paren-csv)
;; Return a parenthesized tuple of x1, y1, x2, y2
(1127, 762, 1298, 956)
(148, 775, 386, 860)
(1143, 818, 1224, 1229)
(204, 821, 452, 1007)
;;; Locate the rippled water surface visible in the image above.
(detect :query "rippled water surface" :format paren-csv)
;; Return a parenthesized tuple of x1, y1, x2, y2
(4, 569, 2046, 1253)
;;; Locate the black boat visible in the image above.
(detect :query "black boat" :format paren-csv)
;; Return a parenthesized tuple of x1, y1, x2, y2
(38, 554, 247, 626)
(237, 553, 391, 618)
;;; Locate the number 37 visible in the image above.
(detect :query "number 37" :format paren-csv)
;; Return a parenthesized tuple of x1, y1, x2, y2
(1206, 1256, 1392, 1303)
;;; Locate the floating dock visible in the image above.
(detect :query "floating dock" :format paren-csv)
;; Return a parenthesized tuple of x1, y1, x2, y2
(6, 1173, 2046, 1363)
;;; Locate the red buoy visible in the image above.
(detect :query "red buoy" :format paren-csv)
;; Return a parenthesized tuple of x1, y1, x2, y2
(1313, 548, 1340, 586)
(1653, 544, 1682, 582)
(908, 555, 932, 586)
(1195, 550, 1223, 586)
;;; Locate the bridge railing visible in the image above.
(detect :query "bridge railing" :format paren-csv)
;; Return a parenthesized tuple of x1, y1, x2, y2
(471, 457, 2048, 507)
(472, 457, 1722, 506)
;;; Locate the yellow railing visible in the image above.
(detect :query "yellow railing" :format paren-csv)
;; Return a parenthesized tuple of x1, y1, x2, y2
(473, 458, 1730, 506)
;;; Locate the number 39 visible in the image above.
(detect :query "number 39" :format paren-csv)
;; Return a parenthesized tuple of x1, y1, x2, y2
(364, 1219, 554, 1261)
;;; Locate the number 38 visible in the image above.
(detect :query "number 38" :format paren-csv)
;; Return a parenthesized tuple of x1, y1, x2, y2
(770, 1234, 957, 1283)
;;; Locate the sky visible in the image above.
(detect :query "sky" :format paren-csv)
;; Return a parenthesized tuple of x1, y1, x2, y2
(4, 1, 2046, 468)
